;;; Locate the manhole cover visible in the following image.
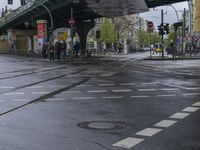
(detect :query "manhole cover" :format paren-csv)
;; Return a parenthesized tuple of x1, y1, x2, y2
(78, 121, 127, 130)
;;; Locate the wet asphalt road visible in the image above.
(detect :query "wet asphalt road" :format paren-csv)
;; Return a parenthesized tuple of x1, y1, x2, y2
(0, 53, 199, 150)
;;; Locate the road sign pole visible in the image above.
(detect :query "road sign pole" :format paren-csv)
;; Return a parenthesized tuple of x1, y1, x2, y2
(161, 9, 164, 59)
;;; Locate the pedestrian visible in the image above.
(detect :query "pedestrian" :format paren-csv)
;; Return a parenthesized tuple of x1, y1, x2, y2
(55, 41, 61, 60)
(42, 43, 48, 58)
(48, 42, 55, 61)
(73, 41, 80, 58)
(61, 40, 67, 60)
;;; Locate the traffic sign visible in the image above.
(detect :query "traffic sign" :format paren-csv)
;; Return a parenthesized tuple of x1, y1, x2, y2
(147, 21, 154, 28)
(68, 18, 75, 25)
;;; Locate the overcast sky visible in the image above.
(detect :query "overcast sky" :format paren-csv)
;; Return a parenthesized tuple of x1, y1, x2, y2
(140, 2, 189, 26)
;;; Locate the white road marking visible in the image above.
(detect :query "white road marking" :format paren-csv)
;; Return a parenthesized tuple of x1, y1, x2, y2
(12, 99, 31, 102)
(157, 94, 176, 97)
(138, 89, 156, 92)
(112, 89, 132, 92)
(182, 93, 200, 96)
(120, 83, 135, 86)
(32, 92, 50, 94)
(49, 85, 66, 88)
(98, 84, 115, 86)
(182, 107, 200, 112)
(47, 98, 65, 101)
(62, 91, 82, 94)
(88, 90, 107, 93)
(184, 87, 200, 90)
(192, 102, 200, 107)
(73, 97, 95, 100)
(141, 82, 157, 85)
(100, 72, 117, 77)
(135, 128, 162, 137)
(169, 112, 190, 119)
(76, 84, 93, 87)
(102, 96, 124, 99)
(27, 86, 43, 89)
(0, 86, 14, 89)
(161, 88, 179, 91)
(4, 92, 24, 95)
(154, 120, 177, 128)
(130, 95, 150, 98)
(113, 137, 144, 149)
(0, 100, 4, 102)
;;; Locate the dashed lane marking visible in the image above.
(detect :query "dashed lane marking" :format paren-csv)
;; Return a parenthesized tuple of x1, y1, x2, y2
(135, 128, 162, 137)
(49, 85, 66, 88)
(4, 92, 24, 95)
(141, 82, 157, 85)
(98, 84, 115, 86)
(112, 89, 132, 92)
(88, 90, 107, 93)
(27, 86, 43, 89)
(182, 107, 200, 112)
(161, 88, 179, 91)
(184, 87, 200, 90)
(102, 96, 124, 99)
(32, 92, 50, 95)
(154, 120, 177, 128)
(120, 83, 135, 86)
(12, 99, 31, 102)
(113, 137, 144, 149)
(62, 91, 82, 94)
(0, 86, 15, 89)
(192, 101, 200, 107)
(76, 84, 93, 87)
(156, 94, 176, 97)
(73, 97, 95, 100)
(138, 89, 156, 92)
(47, 98, 66, 101)
(130, 95, 150, 98)
(169, 112, 190, 119)
(182, 93, 200, 96)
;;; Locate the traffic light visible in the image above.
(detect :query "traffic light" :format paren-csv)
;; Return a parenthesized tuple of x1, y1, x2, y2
(164, 23, 170, 34)
(8, 0, 13, 5)
(21, 0, 26, 6)
(157, 25, 164, 35)
(96, 30, 101, 39)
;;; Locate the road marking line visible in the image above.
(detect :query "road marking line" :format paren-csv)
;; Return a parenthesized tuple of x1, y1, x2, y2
(157, 94, 176, 97)
(32, 92, 50, 94)
(192, 102, 200, 107)
(161, 88, 179, 91)
(182, 107, 200, 112)
(169, 112, 190, 119)
(0, 100, 4, 102)
(120, 83, 135, 86)
(98, 84, 115, 86)
(73, 97, 95, 100)
(135, 128, 162, 137)
(112, 137, 144, 149)
(102, 96, 124, 99)
(76, 84, 93, 87)
(62, 91, 82, 94)
(0, 86, 14, 89)
(182, 93, 200, 96)
(112, 89, 132, 92)
(88, 90, 107, 93)
(49, 85, 66, 88)
(141, 82, 157, 85)
(12, 99, 31, 102)
(185, 87, 200, 90)
(4, 92, 24, 95)
(154, 120, 177, 128)
(130, 95, 150, 98)
(138, 89, 156, 92)
(47, 98, 65, 101)
(27, 86, 43, 89)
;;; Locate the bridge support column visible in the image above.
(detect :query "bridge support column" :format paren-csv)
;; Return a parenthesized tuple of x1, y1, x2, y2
(76, 20, 95, 56)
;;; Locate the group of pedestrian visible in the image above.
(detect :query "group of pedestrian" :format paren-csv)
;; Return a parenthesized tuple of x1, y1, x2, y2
(42, 40, 80, 61)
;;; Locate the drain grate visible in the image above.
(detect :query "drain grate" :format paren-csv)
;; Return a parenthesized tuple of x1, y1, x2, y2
(78, 121, 127, 130)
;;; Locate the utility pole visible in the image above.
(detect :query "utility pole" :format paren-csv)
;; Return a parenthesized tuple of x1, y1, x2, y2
(182, 8, 186, 55)
(161, 9, 164, 58)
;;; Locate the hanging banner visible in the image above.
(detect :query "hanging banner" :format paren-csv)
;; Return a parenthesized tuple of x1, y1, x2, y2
(36, 20, 47, 50)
